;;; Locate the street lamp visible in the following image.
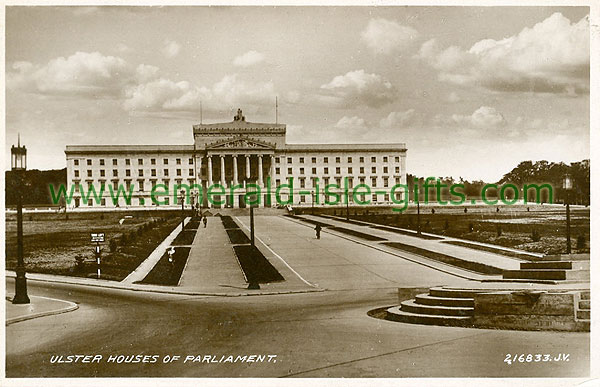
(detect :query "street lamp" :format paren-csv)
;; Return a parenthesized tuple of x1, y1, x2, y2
(11, 136, 30, 304)
(416, 194, 421, 235)
(178, 189, 186, 232)
(563, 175, 573, 254)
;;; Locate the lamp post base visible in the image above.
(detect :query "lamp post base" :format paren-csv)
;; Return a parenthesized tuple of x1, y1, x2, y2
(12, 270, 30, 304)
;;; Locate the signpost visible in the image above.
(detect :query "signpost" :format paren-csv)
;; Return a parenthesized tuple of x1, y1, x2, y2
(91, 233, 105, 279)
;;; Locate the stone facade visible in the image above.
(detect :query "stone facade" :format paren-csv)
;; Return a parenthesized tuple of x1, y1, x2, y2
(65, 110, 407, 209)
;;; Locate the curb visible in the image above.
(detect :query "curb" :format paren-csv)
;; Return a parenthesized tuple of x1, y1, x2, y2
(5, 272, 324, 297)
(6, 296, 79, 326)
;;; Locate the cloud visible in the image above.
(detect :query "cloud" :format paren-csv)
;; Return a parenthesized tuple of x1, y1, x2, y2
(318, 69, 396, 108)
(361, 18, 419, 55)
(122, 73, 275, 115)
(162, 39, 181, 58)
(446, 92, 461, 103)
(116, 43, 130, 53)
(7, 51, 132, 97)
(379, 109, 416, 128)
(416, 13, 589, 95)
(450, 106, 507, 129)
(334, 116, 367, 131)
(233, 50, 265, 67)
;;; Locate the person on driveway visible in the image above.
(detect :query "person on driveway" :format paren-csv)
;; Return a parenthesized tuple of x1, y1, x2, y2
(203, 216, 207, 228)
(315, 224, 322, 240)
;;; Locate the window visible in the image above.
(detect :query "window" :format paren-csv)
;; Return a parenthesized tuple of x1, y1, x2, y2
(336, 157, 341, 163)
(287, 157, 292, 163)
(335, 177, 341, 186)
(125, 159, 131, 166)
(383, 166, 388, 173)
(371, 177, 377, 186)
(177, 169, 182, 176)
(300, 167, 305, 174)
(312, 167, 317, 174)
(348, 167, 353, 174)
(138, 158, 143, 165)
(74, 160, 79, 166)
(151, 158, 156, 165)
(276, 179, 281, 186)
(371, 166, 377, 173)
(139, 181, 144, 191)
(189, 158, 193, 165)
(100, 159, 105, 166)
(100, 170, 105, 177)
(324, 167, 329, 174)
(113, 169, 118, 177)
(138, 169, 144, 177)
(88, 199, 93, 206)
(384, 193, 389, 202)
(87, 159, 92, 166)
(176, 158, 181, 165)
(189, 169, 194, 176)
(164, 159, 169, 165)
(371, 156, 376, 163)
(324, 177, 330, 185)
(276, 167, 281, 174)
(87, 170, 92, 177)
(360, 177, 365, 184)
(300, 178, 305, 188)
(113, 181, 118, 190)
(287, 167, 292, 174)
(383, 156, 388, 163)
(348, 157, 352, 163)
(312, 157, 317, 163)
(300, 196, 305, 203)
(151, 169, 156, 177)
(383, 177, 389, 187)
(275, 157, 280, 163)
(395, 166, 400, 173)
(395, 156, 400, 162)
(164, 169, 169, 176)
(126, 170, 131, 177)
(396, 177, 401, 184)
(299, 157, 304, 163)
(113, 159, 118, 166)
(324, 157, 329, 163)
(75, 185, 80, 193)
(348, 177, 354, 188)
(74, 170, 79, 178)
(360, 167, 365, 174)
(372, 194, 378, 203)
(336, 167, 341, 174)
(359, 157, 364, 163)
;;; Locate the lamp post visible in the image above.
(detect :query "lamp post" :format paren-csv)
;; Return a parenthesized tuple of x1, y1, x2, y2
(249, 191, 258, 247)
(563, 175, 573, 254)
(178, 189, 186, 232)
(416, 195, 421, 235)
(11, 136, 30, 304)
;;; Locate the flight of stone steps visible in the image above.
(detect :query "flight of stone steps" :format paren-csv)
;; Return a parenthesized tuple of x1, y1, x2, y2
(502, 254, 590, 282)
(386, 287, 590, 331)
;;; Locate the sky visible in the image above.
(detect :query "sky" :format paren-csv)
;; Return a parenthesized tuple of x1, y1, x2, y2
(4, 6, 591, 182)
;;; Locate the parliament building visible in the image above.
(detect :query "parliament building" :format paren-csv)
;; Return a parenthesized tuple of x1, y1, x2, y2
(65, 109, 407, 209)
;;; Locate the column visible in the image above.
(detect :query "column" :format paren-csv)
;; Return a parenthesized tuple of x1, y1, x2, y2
(257, 155, 264, 187)
(245, 154, 251, 180)
(400, 154, 407, 185)
(220, 154, 226, 187)
(196, 156, 202, 187)
(207, 156, 213, 186)
(233, 155, 239, 186)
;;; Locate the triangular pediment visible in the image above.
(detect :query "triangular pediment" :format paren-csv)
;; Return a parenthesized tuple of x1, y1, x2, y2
(205, 136, 275, 150)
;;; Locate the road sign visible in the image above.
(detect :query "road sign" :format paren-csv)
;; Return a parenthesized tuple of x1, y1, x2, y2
(91, 233, 105, 243)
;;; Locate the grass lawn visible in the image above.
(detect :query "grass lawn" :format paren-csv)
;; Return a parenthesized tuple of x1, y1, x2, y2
(5, 210, 185, 280)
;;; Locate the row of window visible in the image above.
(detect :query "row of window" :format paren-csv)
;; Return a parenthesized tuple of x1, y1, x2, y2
(274, 156, 401, 164)
(275, 176, 402, 188)
(74, 168, 195, 178)
(73, 157, 194, 167)
(275, 165, 400, 176)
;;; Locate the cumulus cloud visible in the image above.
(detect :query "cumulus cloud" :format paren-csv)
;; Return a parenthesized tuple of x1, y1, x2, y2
(334, 116, 368, 130)
(7, 51, 132, 97)
(318, 69, 396, 108)
(379, 109, 416, 128)
(233, 50, 265, 67)
(415, 13, 589, 94)
(162, 39, 181, 58)
(361, 18, 419, 55)
(450, 106, 507, 129)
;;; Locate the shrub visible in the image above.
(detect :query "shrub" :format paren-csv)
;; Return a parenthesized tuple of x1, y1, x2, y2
(468, 222, 474, 233)
(531, 229, 541, 242)
(444, 220, 449, 230)
(576, 235, 586, 249)
(496, 225, 503, 237)
(109, 239, 117, 252)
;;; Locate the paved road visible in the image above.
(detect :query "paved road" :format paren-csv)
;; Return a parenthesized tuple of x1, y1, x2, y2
(6, 277, 589, 378)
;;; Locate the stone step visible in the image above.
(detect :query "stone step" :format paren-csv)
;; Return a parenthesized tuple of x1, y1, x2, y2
(577, 310, 590, 320)
(503, 269, 589, 281)
(428, 287, 483, 299)
(415, 294, 474, 308)
(540, 253, 590, 261)
(580, 291, 590, 300)
(386, 306, 473, 327)
(520, 261, 589, 270)
(400, 300, 473, 316)
(579, 300, 590, 309)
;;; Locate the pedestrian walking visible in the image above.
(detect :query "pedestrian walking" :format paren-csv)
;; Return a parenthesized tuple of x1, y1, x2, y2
(315, 224, 322, 239)
(203, 216, 207, 228)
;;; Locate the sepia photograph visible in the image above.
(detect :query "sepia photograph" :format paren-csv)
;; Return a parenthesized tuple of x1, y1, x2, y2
(2, 2, 597, 386)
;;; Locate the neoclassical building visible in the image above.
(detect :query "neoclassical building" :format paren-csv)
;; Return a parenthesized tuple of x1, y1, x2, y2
(65, 109, 407, 208)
